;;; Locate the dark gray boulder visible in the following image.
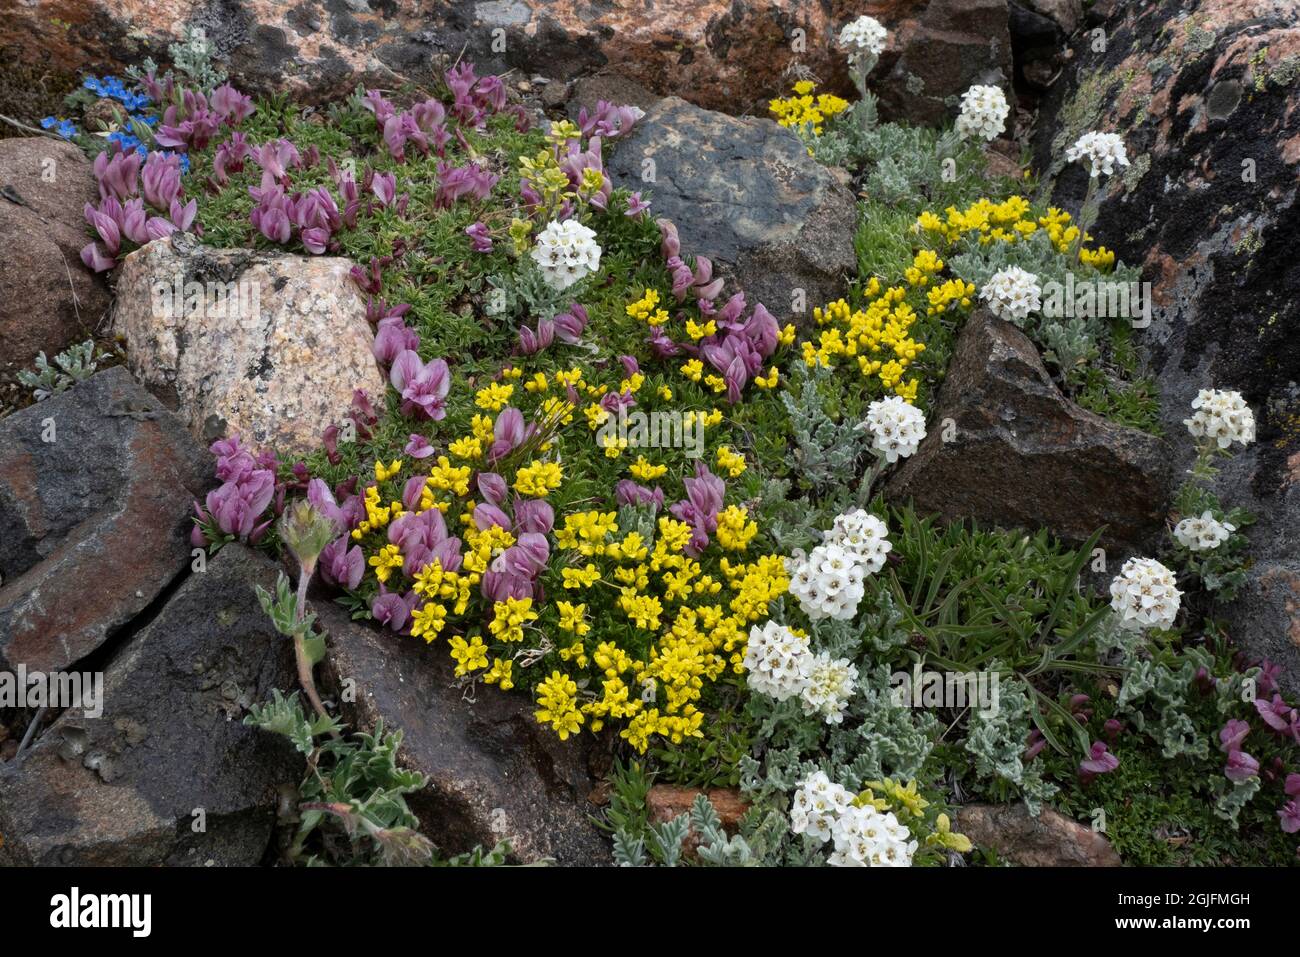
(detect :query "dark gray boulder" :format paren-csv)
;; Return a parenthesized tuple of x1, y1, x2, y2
(316, 601, 611, 865)
(0, 545, 300, 866)
(606, 96, 858, 323)
(0, 366, 211, 674)
(886, 311, 1171, 552)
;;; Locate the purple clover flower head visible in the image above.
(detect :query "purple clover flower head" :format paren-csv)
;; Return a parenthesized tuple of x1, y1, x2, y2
(1219, 718, 1251, 753)
(371, 586, 416, 633)
(1288, 773, 1300, 799)
(518, 318, 555, 356)
(372, 172, 397, 207)
(251, 138, 302, 181)
(1024, 728, 1047, 762)
(553, 303, 589, 344)
(670, 462, 725, 555)
(141, 151, 184, 210)
(487, 407, 526, 462)
(371, 314, 421, 366)
(362, 89, 397, 125)
(1281, 801, 1300, 834)
(577, 100, 641, 140)
(1103, 718, 1123, 742)
(211, 83, 255, 124)
(1255, 694, 1295, 733)
(319, 536, 364, 590)
(306, 478, 349, 529)
(473, 502, 512, 532)
(404, 434, 435, 459)
(94, 150, 141, 202)
(205, 468, 276, 539)
(1078, 741, 1120, 781)
(389, 350, 451, 420)
(512, 498, 554, 535)
(465, 221, 493, 252)
(625, 191, 650, 218)
(477, 472, 509, 506)
(658, 218, 680, 259)
(616, 480, 664, 511)
(1225, 748, 1260, 783)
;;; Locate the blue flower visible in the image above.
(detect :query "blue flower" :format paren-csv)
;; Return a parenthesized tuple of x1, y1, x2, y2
(40, 116, 57, 129)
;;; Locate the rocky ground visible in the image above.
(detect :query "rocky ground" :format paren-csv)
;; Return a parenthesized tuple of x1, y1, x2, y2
(1, 0, 1297, 867)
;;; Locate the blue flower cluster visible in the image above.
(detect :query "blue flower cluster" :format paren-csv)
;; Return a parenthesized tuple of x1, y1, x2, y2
(82, 74, 153, 113)
(40, 117, 79, 139)
(42, 74, 185, 171)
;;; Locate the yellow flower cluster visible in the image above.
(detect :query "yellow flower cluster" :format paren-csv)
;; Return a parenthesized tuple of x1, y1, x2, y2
(626, 287, 670, 326)
(916, 195, 1116, 263)
(768, 80, 850, 135)
(804, 282, 925, 401)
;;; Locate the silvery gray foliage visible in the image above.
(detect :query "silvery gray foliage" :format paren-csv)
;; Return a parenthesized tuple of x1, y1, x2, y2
(780, 363, 871, 494)
(128, 25, 227, 94)
(17, 340, 108, 401)
(1212, 776, 1261, 827)
(1115, 650, 1228, 761)
(486, 257, 579, 329)
(963, 675, 1059, 814)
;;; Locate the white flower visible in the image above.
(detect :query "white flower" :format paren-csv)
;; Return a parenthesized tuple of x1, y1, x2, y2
(827, 804, 917, 867)
(1183, 388, 1255, 450)
(980, 266, 1041, 324)
(742, 620, 811, 701)
(1065, 130, 1130, 178)
(788, 543, 867, 621)
(862, 396, 927, 463)
(955, 84, 1010, 142)
(800, 653, 859, 724)
(839, 15, 887, 57)
(825, 509, 892, 573)
(1109, 557, 1182, 630)
(1173, 511, 1236, 552)
(530, 218, 602, 290)
(790, 771, 855, 842)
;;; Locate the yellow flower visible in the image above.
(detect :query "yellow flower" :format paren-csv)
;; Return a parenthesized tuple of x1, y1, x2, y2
(449, 635, 489, 676)
(484, 657, 514, 690)
(374, 459, 403, 482)
(535, 670, 584, 739)
(629, 455, 668, 481)
(367, 543, 403, 584)
(514, 460, 563, 497)
(410, 601, 447, 642)
(715, 445, 746, 478)
(556, 601, 591, 636)
(489, 596, 537, 643)
(562, 563, 602, 589)
(475, 382, 514, 411)
(680, 359, 704, 382)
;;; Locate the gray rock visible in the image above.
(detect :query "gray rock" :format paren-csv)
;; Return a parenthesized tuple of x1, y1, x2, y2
(878, 0, 1015, 127)
(113, 233, 386, 456)
(0, 137, 111, 380)
(606, 96, 857, 323)
(0, 367, 210, 674)
(885, 311, 1171, 552)
(0, 545, 300, 866)
(315, 601, 611, 865)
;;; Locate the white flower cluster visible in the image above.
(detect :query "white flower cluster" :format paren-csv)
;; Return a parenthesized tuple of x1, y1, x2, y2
(1174, 511, 1236, 552)
(800, 653, 860, 724)
(839, 15, 887, 57)
(1109, 557, 1182, 630)
(791, 771, 917, 867)
(531, 219, 602, 290)
(862, 395, 927, 462)
(980, 266, 1041, 323)
(1065, 130, 1130, 178)
(955, 84, 1010, 141)
(787, 510, 892, 620)
(742, 620, 811, 702)
(743, 622, 859, 722)
(1184, 389, 1256, 450)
